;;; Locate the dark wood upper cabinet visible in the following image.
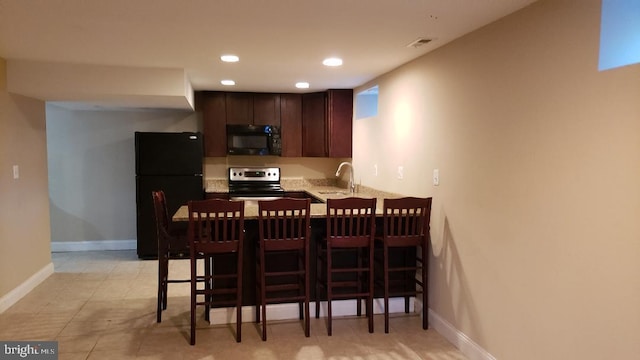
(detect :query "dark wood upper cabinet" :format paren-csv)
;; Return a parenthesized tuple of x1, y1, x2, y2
(280, 94, 302, 157)
(253, 93, 281, 126)
(327, 89, 353, 158)
(302, 92, 327, 157)
(225, 92, 253, 124)
(301, 90, 353, 158)
(198, 91, 227, 157)
(199, 89, 351, 158)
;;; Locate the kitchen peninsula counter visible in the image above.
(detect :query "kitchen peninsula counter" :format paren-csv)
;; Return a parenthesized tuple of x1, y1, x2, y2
(173, 183, 404, 221)
(171, 181, 421, 310)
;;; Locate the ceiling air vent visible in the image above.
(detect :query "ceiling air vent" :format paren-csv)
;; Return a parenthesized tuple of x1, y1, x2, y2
(406, 38, 432, 48)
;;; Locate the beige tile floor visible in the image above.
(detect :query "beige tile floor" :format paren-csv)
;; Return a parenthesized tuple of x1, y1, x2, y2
(0, 250, 467, 360)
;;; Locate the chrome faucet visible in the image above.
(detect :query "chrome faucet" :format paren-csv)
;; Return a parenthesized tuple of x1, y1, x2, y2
(336, 161, 355, 193)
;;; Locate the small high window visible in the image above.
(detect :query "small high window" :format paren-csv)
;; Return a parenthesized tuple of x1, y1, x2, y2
(355, 86, 378, 119)
(599, 0, 640, 71)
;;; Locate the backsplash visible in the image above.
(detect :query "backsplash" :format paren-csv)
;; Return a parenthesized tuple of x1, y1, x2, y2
(203, 156, 348, 180)
(281, 177, 338, 190)
(204, 179, 228, 192)
(204, 177, 339, 192)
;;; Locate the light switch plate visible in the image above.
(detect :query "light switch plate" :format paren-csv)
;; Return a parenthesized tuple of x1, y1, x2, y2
(13, 165, 19, 179)
(433, 169, 439, 186)
(397, 166, 404, 180)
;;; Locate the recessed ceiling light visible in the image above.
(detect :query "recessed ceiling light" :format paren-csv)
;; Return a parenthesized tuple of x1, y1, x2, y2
(220, 55, 239, 62)
(323, 57, 343, 67)
(295, 82, 310, 89)
(221, 80, 235, 86)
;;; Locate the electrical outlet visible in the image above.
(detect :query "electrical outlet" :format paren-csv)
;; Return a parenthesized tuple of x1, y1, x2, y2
(433, 169, 439, 186)
(397, 166, 404, 180)
(12, 165, 19, 180)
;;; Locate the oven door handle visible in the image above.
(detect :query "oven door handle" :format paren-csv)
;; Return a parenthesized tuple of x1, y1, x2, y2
(229, 196, 284, 202)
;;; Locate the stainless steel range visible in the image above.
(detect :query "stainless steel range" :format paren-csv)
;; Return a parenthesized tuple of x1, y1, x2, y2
(228, 167, 285, 201)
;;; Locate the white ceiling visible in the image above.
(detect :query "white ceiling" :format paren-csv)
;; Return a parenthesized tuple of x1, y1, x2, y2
(0, 0, 537, 110)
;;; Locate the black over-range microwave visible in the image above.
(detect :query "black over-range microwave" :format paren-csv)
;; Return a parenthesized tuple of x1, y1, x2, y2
(226, 124, 282, 156)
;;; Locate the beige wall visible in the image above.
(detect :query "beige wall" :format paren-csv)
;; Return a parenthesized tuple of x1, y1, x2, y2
(0, 58, 51, 299)
(355, 0, 640, 358)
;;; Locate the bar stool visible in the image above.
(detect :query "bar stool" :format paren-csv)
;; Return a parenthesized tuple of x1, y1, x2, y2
(316, 197, 376, 336)
(375, 197, 432, 333)
(152, 190, 190, 323)
(255, 198, 311, 341)
(187, 199, 245, 345)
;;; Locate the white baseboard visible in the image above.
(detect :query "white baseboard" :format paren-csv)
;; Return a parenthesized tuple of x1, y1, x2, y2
(51, 240, 136, 252)
(428, 308, 496, 360)
(0, 262, 54, 313)
(209, 297, 412, 325)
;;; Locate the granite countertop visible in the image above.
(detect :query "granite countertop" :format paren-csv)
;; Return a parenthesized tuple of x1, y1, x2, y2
(295, 185, 403, 218)
(173, 179, 403, 221)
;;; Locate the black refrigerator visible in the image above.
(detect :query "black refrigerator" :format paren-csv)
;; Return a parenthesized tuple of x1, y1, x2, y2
(135, 131, 204, 259)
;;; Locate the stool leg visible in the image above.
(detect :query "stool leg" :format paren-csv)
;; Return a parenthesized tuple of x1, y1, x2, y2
(260, 248, 267, 341)
(315, 242, 322, 319)
(255, 247, 261, 324)
(368, 243, 374, 334)
(255, 288, 260, 324)
(298, 249, 304, 320)
(327, 245, 333, 336)
(356, 248, 362, 317)
(384, 243, 390, 334)
(204, 256, 211, 323)
(157, 255, 164, 323)
(261, 290, 267, 341)
(304, 246, 310, 337)
(190, 257, 197, 345)
(422, 243, 428, 330)
(162, 259, 168, 310)
(236, 251, 243, 343)
(404, 248, 411, 314)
